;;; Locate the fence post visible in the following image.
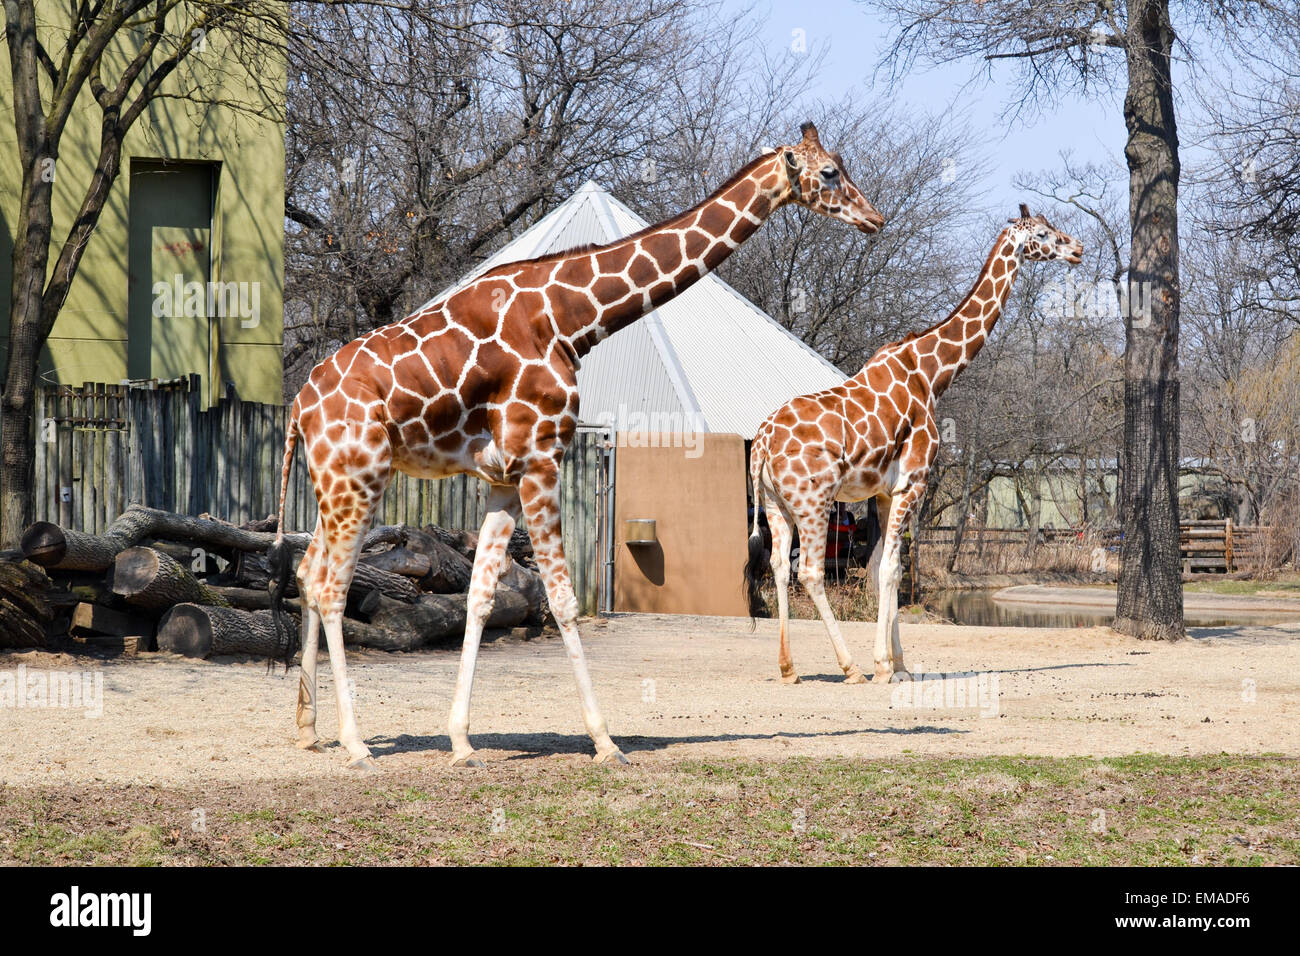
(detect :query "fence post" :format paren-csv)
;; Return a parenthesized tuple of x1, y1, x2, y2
(1225, 516, 1234, 573)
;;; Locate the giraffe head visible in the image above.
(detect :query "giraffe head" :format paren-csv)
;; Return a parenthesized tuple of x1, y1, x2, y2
(1009, 204, 1083, 264)
(774, 122, 885, 233)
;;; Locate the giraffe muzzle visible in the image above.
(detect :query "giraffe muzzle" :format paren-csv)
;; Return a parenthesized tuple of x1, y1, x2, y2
(858, 209, 885, 233)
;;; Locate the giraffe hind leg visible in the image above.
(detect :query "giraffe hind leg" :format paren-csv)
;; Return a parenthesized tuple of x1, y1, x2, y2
(447, 485, 521, 768)
(295, 534, 325, 751)
(310, 458, 391, 769)
(764, 495, 798, 683)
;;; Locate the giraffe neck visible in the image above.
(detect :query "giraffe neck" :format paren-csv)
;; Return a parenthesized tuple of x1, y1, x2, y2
(922, 228, 1023, 396)
(549, 153, 788, 352)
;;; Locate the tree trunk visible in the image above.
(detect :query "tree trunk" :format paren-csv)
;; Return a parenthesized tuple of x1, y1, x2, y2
(1115, 0, 1185, 641)
(1, 0, 55, 550)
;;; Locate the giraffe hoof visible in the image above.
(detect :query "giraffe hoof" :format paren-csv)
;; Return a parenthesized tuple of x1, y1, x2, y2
(346, 756, 378, 772)
(451, 754, 486, 769)
(873, 665, 894, 684)
(891, 668, 912, 683)
(594, 749, 630, 766)
(297, 738, 325, 753)
(843, 666, 867, 685)
(780, 671, 801, 685)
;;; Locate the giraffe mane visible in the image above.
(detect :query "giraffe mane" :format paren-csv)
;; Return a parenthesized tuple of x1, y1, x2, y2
(875, 226, 1015, 355)
(480, 153, 777, 274)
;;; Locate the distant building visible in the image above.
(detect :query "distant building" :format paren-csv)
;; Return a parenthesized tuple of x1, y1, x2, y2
(958, 458, 1233, 530)
(0, 14, 285, 406)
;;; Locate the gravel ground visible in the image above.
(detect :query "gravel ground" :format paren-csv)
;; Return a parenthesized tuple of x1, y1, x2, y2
(2, 614, 1297, 786)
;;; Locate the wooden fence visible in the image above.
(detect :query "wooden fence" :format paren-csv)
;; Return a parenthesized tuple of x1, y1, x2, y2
(917, 520, 1275, 574)
(32, 376, 612, 612)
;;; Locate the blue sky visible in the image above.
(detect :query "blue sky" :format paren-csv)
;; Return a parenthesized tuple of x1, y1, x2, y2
(728, 0, 1130, 212)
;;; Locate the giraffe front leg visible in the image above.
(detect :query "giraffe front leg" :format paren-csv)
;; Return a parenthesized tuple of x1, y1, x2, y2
(873, 534, 903, 683)
(447, 487, 520, 768)
(520, 465, 627, 765)
(874, 486, 923, 683)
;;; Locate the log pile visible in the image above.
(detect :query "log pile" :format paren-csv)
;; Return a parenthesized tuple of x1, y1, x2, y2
(2, 506, 548, 658)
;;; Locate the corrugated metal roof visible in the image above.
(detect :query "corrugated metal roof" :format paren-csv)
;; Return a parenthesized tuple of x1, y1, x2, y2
(419, 180, 844, 438)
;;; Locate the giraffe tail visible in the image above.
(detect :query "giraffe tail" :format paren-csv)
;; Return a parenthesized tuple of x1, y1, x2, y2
(268, 407, 301, 669)
(744, 455, 771, 622)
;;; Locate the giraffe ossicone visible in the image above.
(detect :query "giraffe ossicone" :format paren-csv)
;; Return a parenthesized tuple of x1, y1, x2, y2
(745, 206, 1083, 685)
(268, 123, 884, 769)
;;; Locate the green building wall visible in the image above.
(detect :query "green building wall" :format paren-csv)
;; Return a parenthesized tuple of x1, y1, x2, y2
(1, 10, 285, 406)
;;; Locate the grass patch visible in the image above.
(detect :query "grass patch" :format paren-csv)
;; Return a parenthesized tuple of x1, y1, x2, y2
(1, 754, 1296, 866)
(1183, 573, 1300, 597)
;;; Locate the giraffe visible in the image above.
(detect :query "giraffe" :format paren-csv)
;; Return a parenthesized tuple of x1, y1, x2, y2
(744, 205, 1082, 685)
(269, 122, 884, 769)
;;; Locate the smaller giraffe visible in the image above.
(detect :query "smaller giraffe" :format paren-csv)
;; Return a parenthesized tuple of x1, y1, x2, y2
(745, 205, 1083, 684)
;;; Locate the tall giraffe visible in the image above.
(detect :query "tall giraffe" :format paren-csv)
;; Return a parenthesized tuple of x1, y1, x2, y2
(744, 206, 1082, 684)
(270, 123, 884, 769)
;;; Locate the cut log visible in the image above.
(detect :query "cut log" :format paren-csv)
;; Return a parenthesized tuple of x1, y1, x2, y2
(72, 634, 142, 657)
(421, 524, 477, 558)
(20, 523, 121, 572)
(359, 587, 527, 648)
(0, 559, 53, 648)
(110, 547, 231, 611)
(357, 591, 467, 648)
(157, 604, 288, 658)
(70, 603, 154, 638)
(22, 506, 310, 572)
(231, 550, 280, 592)
(238, 550, 419, 603)
(401, 529, 473, 593)
(144, 538, 230, 574)
(359, 547, 432, 580)
(208, 585, 273, 610)
(499, 558, 548, 624)
(362, 525, 408, 551)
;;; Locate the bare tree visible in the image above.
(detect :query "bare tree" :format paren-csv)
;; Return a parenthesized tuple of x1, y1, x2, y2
(865, 0, 1283, 638)
(1200, 4, 1300, 316)
(281, 0, 715, 394)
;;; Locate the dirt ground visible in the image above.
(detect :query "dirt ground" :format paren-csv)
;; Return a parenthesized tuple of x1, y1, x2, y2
(2, 614, 1297, 786)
